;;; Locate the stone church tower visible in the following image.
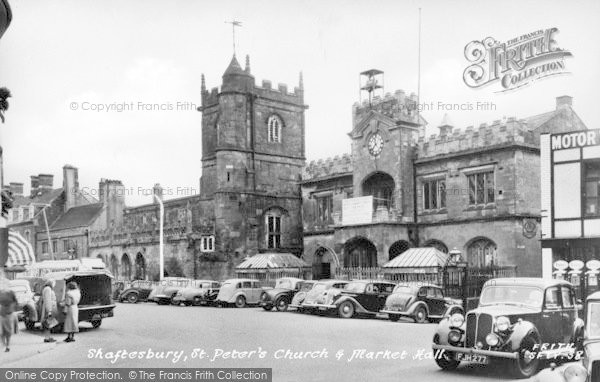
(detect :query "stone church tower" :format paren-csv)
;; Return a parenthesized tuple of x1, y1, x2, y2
(199, 55, 307, 257)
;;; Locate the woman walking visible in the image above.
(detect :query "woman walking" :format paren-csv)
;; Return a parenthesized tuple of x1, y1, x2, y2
(41, 279, 58, 343)
(0, 277, 18, 352)
(63, 281, 80, 342)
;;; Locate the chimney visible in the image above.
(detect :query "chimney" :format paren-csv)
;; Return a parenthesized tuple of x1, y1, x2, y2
(37, 174, 54, 193)
(8, 182, 23, 198)
(556, 95, 573, 109)
(63, 165, 79, 211)
(153, 183, 163, 203)
(30, 175, 39, 197)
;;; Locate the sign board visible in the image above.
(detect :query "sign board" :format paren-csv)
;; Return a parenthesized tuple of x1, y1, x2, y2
(587, 259, 600, 271)
(553, 260, 569, 270)
(569, 260, 584, 271)
(342, 196, 373, 226)
(551, 129, 600, 151)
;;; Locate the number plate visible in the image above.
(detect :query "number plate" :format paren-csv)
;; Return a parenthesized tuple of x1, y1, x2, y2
(456, 353, 488, 364)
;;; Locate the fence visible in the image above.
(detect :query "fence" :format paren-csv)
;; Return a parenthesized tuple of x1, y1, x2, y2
(337, 267, 382, 281)
(237, 269, 311, 287)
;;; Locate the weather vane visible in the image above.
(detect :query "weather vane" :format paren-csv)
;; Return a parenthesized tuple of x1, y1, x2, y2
(225, 20, 242, 56)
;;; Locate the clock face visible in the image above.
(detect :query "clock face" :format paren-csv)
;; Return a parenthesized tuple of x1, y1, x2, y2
(368, 133, 384, 156)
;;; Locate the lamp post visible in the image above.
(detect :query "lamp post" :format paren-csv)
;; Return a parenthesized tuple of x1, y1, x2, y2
(153, 194, 164, 281)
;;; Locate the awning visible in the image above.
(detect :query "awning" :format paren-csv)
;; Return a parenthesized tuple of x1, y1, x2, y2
(236, 253, 309, 270)
(6, 230, 36, 268)
(382, 247, 449, 269)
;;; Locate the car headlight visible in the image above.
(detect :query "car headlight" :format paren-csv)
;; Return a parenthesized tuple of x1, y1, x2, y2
(485, 333, 500, 347)
(447, 330, 462, 344)
(495, 316, 510, 332)
(563, 363, 588, 382)
(449, 313, 464, 327)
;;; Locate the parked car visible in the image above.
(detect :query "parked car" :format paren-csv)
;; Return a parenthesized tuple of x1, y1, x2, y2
(289, 280, 317, 311)
(118, 280, 155, 303)
(8, 279, 35, 320)
(300, 279, 349, 313)
(431, 278, 585, 379)
(148, 278, 191, 305)
(260, 277, 304, 312)
(21, 270, 116, 331)
(582, 290, 600, 381)
(311, 280, 396, 319)
(172, 280, 221, 306)
(380, 282, 463, 323)
(215, 279, 264, 308)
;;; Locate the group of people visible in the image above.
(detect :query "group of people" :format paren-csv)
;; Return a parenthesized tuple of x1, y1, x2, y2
(0, 271, 81, 352)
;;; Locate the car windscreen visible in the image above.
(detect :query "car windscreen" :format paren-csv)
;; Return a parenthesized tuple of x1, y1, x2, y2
(479, 285, 543, 308)
(299, 282, 314, 291)
(344, 282, 367, 293)
(588, 302, 600, 339)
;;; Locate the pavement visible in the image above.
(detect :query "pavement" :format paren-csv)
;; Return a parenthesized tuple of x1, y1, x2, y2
(1, 321, 58, 364)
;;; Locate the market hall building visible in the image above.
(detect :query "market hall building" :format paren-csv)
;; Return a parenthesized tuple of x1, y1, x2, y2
(541, 128, 600, 298)
(302, 85, 587, 279)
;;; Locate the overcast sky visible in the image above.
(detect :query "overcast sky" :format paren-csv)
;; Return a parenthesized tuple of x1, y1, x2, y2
(1, 0, 599, 205)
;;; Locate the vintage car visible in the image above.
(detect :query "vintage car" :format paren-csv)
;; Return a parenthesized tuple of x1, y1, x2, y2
(172, 280, 221, 306)
(8, 279, 35, 320)
(21, 270, 116, 331)
(118, 280, 156, 303)
(260, 277, 305, 312)
(582, 291, 600, 382)
(148, 277, 191, 305)
(431, 278, 585, 379)
(215, 278, 264, 308)
(300, 279, 349, 313)
(380, 282, 463, 323)
(311, 280, 396, 318)
(288, 280, 317, 311)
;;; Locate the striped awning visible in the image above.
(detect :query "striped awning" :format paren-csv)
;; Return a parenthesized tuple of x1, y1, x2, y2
(236, 253, 309, 270)
(382, 247, 449, 269)
(6, 230, 35, 268)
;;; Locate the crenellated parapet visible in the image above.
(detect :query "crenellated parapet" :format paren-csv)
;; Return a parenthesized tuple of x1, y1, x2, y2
(353, 89, 420, 126)
(302, 153, 353, 181)
(417, 117, 537, 159)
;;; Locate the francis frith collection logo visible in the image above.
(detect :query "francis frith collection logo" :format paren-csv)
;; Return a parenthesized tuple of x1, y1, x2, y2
(463, 28, 572, 92)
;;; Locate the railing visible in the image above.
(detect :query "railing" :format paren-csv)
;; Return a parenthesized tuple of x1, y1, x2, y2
(237, 269, 312, 287)
(337, 267, 382, 281)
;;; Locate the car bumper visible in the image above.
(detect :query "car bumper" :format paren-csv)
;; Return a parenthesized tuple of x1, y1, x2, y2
(172, 297, 188, 303)
(380, 309, 411, 316)
(78, 304, 116, 322)
(303, 303, 336, 310)
(431, 344, 519, 359)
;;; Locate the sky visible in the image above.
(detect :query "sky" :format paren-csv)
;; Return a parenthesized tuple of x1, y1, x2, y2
(0, 0, 599, 205)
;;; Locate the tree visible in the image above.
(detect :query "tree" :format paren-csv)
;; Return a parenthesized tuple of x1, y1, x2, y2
(0, 87, 11, 123)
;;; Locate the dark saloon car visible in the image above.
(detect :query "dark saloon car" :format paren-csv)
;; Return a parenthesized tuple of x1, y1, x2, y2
(380, 283, 463, 323)
(118, 280, 155, 303)
(300, 279, 349, 313)
(260, 277, 304, 311)
(432, 278, 585, 379)
(312, 280, 396, 319)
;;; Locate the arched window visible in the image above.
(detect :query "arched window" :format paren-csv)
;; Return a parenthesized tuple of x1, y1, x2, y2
(389, 240, 411, 261)
(121, 253, 132, 280)
(467, 238, 497, 268)
(135, 253, 146, 280)
(110, 254, 119, 278)
(267, 115, 282, 143)
(424, 239, 449, 254)
(344, 237, 377, 268)
(362, 172, 395, 210)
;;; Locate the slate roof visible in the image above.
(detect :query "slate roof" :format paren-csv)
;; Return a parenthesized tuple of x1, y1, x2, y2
(382, 247, 449, 269)
(11, 188, 63, 207)
(236, 253, 309, 270)
(50, 203, 103, 230)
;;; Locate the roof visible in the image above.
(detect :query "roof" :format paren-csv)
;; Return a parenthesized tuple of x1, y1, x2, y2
(44, 269, 114, 280)
(50, 203, 103, 230)
(236, 253, 309, 270)
(223, 55, 247, 77)
(11, 188, 63, 207)
(382, 247, 449, 268)
(588, 291, 600, 301)
(484, 277, 572, 289)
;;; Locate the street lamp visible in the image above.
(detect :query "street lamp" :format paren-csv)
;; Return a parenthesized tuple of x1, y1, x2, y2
(153, 194, 164, 281)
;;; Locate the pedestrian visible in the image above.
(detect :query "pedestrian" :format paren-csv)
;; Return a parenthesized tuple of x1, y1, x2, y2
(40, 279, 58, 343)
(0, 273, 18, 352)
(62, 281, 80, 342)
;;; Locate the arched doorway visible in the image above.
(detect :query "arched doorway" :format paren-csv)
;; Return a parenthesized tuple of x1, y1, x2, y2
(467, 237, 497, 267)
(362, 172, 395, 210)
(344, 237, 377, 268)
(388, 240, 411, 261)
(121, 253, 132, 280)
(312, 246, 339, 279)
(110, 254, 119, 277)
(424, 239, 449, 254)
(135, 253, 146, 280)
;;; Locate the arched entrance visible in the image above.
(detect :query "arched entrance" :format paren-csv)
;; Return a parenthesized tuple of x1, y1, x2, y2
(388, 240, 411, 261)
(121, 253, 132, 280)
(344, 237, 377, 268)
(135, 253, 146, 280)
(466, 237, 497, 267)
(312, 246, 339, 279)
(362, 172, 395, 210)
(424, 239, 449, 254)
(110, 254, 119, 277)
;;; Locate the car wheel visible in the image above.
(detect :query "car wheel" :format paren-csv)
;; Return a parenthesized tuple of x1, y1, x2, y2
(127, 293, 139, 304)
(389, 314, 400, 322)
(234, 295, 246, 308)
(414, 306, 428, 323)
(512, 333, 541, 379)
(338, 301, 355, 318)
(262, 304, 273, 311)
(275, 297, 289, 312)
(170, 294, 180, 305)
(433, 335, 460, 371)
(91, 320, 102, 329)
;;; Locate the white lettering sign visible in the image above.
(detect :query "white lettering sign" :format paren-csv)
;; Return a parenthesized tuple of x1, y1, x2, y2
(551, 130, 598, 150)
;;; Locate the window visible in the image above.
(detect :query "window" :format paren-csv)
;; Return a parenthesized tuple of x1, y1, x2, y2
(242, 281, 252, 288)
(467, 238, 497, 267)
(266, 214, 281, 249)
(316, 195, 333, 223)
(52, 240, 58, 254)
(42, 241, 48, 254)
(584, 162, 600, 216)
(561, 287, 574, 308)
(423, 178, 446, 210)
(63, 239, 69, 252)
(200, 236, 215, 252)
(267, 115, 282, 143)
(544, 287, 560, 309)
(467, 171, 495, 205)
